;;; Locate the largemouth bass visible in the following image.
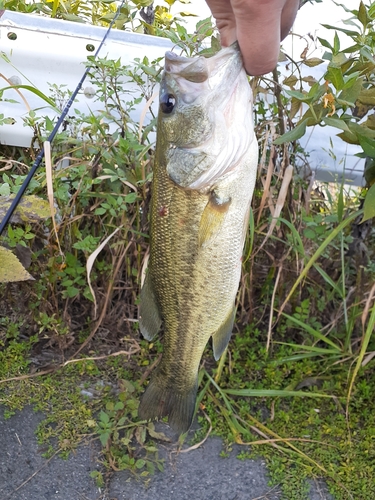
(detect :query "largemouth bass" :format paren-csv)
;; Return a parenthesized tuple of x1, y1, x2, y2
(138, 43, 258, 434)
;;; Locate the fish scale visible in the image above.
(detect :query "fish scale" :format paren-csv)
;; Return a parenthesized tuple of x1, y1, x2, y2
(138, 43, 258, 433)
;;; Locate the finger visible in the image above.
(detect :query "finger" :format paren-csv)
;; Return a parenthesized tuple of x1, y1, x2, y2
(231, 0, 290, 75)
(205, 0, 237, 46)
(205, 0, 298, 75)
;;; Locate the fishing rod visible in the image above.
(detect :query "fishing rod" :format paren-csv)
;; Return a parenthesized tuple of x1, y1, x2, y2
(0, 0, 126, 236)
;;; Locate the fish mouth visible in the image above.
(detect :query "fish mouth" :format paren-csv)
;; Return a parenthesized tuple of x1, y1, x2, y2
(164, 43, 243, 88)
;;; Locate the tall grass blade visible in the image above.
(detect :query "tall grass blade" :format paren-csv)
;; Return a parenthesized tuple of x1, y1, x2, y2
(347, 283, 375, 408)
(275, 341, 342, 354)
(279, 210, 362, 314)
(243, 207, 254, 264)
(278, 217, 306, 259)
(280, 311, 342, 351)
(0, 84, 59, 111)
(313, 263, 343, 298)
(223, 388, 336, 399)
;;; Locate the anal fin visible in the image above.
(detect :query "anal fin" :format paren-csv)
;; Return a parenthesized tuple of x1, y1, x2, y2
(212, 306, 236, 360)
(139, 273, 162, 341)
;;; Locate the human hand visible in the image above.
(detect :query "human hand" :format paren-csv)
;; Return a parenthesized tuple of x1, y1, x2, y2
(205, 0, 299, 75)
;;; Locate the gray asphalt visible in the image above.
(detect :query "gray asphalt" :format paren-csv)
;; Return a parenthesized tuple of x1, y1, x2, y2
(0, 406, 334, 500)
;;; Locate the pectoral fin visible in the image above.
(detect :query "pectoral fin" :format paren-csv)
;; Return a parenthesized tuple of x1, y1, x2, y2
(198, 191, 231, 247)
(212, 306, 236, 360)
(139, 273, 162, 341)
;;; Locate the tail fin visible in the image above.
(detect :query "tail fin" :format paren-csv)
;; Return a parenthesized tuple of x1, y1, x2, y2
(138, 377, 197, 434)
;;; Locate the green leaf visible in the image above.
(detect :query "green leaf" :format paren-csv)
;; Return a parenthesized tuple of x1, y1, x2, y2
(317, 37, 333, 50)
(323, 117, 350, 133)
(333, 31, 340, 53)
(362, 183, 375, 222)
(321, 25, 360, 37)
(364, 157, 375, 185)
(348, 121, 375, 140)
(314, 264, 343, 298)
(330, 52, 348, 68)
(0, 183, 10, 196)
(357, 88, 375, 106)
(358, 1, 369, 28)
(307, 82, 326, 101)
(338, 76, 363, 106)
(325, 67, 344, 91)
(358, 135, 375, 159)
(94, 207, 106, 215)
(285, 89, 308, 101)
(360, 47, 375, 64)
(369, 2, 375, 19)
(100, 411, 110, 424)
(0, 246, 34, 282)
(342, 43, 362, 54)
(66, 286, 80, 298)
(303, 228, 316, 239)
(147, 461, 155, 475)
(124, 192, 137, 203)
(278, 217, 305, 259)
(135, 459, 146, 469)
(273, 119, 308, 145)
(99, 431, 110, 447)
(322, 51, 332, 62)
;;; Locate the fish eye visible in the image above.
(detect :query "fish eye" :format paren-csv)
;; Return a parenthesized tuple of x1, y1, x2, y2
(160, 93, 176, 114)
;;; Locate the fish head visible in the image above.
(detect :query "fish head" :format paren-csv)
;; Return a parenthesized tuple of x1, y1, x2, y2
(157, 43, 256, 191)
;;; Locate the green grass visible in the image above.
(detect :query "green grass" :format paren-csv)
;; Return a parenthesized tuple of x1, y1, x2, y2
(189, 327, 375, 500)
(1, 320, 375, 499)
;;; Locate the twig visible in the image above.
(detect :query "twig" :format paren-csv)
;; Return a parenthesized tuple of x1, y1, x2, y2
(139, 353, 162, 385)
(0, 349, 140, 385)
(178, 411, 212, 453)
(44, 141, 63, 256)
(251, 485, 281, 500)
